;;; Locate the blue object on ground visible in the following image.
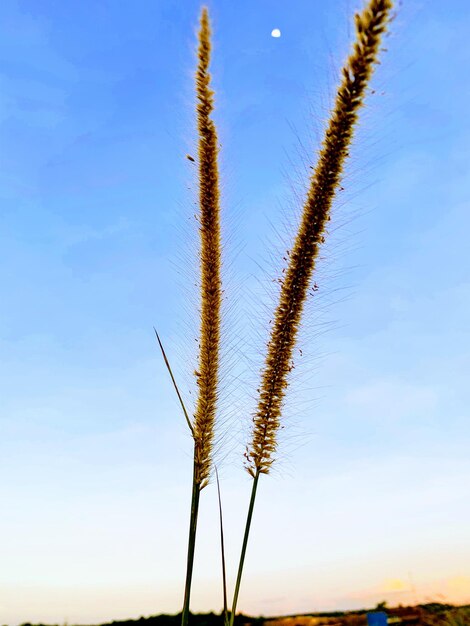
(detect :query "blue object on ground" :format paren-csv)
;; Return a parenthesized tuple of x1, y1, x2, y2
(366, 611, 388, 626)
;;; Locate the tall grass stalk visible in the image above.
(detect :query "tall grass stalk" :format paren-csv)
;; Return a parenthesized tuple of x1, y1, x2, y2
(181, 7, 222, 626)
(229, 1, 393, 623)
(215, 467, 229, 626)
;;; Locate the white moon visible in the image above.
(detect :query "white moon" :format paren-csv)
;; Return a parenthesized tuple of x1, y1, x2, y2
(271, 28, 281, 38)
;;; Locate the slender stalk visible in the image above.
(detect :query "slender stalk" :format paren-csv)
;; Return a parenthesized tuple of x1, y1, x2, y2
(228, 471, 260, 626)
(215, 467, 228, 626)
(181, 454, 201, 626)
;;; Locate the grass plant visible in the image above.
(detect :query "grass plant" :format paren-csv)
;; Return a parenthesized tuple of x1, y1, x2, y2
(182, 8, 222, 626)
(229, 1, 394, 622)
(160, 1, 394, 623)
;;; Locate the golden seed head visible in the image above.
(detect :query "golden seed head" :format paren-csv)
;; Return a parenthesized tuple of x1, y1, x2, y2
(246, 0, 393, 477)
(192, 6, 222, 489)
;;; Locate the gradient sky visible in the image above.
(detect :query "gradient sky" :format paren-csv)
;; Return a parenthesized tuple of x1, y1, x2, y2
(1, 0, 470, 624)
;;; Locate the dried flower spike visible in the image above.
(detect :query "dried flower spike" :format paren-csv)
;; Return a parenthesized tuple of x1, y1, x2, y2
(192, 5, 222, 490)
(247, 0, 393, 477)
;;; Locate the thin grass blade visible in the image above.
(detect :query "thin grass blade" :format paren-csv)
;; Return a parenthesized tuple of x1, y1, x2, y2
(154, 327, 194, 435)
(215, 466, 228, 626)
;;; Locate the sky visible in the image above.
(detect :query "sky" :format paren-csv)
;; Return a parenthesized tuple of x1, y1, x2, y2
(1, 0, 470, 624)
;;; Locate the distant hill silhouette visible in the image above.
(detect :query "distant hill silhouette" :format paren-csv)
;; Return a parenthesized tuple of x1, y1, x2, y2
(16, 603, 470, 626)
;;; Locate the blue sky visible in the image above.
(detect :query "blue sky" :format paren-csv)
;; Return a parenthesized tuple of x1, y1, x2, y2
(1, 0, 470, 623)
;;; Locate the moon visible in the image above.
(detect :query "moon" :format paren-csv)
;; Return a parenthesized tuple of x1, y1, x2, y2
(271, 28, 281, 38)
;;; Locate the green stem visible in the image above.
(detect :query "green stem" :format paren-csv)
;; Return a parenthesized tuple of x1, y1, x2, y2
(215, 467, 228, 626)
(181, 454, 201, 626)
(228, 471, 260, 626)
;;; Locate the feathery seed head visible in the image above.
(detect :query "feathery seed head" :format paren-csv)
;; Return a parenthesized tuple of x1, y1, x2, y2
(192, 6, 222, 489)
(246, 0, 393, 477)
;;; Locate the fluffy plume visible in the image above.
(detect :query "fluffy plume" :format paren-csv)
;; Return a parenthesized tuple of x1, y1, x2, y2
(192, 6, 222, 489)
(246, 0, 393, 476)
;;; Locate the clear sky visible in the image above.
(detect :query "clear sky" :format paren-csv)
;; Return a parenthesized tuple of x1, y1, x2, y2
(1, 0, 469, 624)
